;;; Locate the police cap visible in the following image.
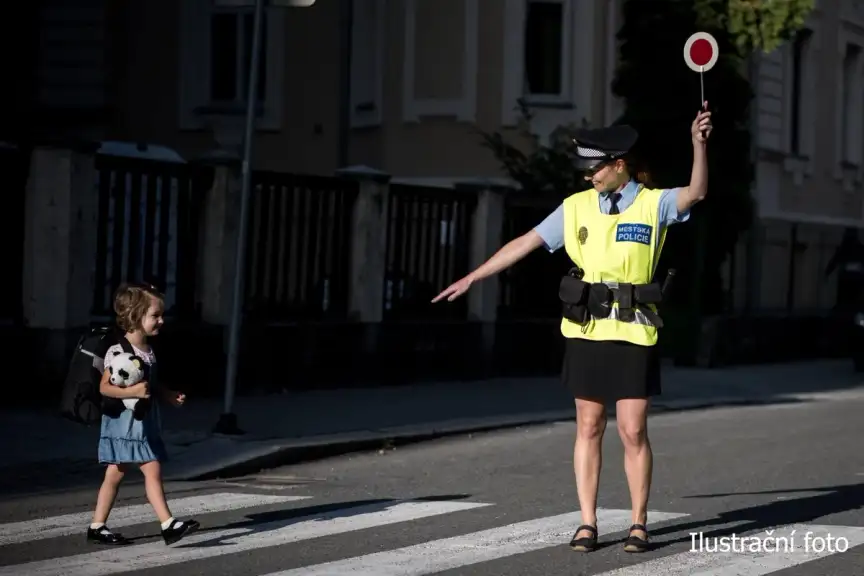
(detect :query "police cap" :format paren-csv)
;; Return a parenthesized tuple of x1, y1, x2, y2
(570, 125, 638, 170)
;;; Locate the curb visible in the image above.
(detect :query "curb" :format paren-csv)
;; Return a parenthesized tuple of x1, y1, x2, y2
(164, 389, 861, 483)
(163, 398, 754, 482)
(649, 395, 803, 412)
(168, 410, 575, 482)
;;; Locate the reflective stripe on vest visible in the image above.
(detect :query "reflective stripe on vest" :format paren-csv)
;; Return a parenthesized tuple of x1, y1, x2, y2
(559, 186, 666, 346)
(598, 300, 657, 327)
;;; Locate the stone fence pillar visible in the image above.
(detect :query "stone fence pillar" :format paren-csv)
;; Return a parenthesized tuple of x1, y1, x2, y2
(196, 159, 242, 327)
(21, 145, 99, 386)
(336, 165, 391, 354)
(454, 179, 512, 365)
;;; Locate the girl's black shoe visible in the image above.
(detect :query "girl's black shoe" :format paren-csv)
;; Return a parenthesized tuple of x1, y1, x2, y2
(569, 524, 598, 552)
(162, 518, 200, 545)
(86, 526, 129, 545)
(623, 523, 650, 553)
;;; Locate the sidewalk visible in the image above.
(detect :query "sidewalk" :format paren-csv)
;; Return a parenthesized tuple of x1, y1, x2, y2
(3, 360, 862, 489)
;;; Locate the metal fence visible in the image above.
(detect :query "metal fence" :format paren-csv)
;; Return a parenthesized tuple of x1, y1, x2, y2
(92, 155, 212, 318)
(244, 171, 359, 321)
(497, 192, 568, 320)
(382, 184, 476, 321)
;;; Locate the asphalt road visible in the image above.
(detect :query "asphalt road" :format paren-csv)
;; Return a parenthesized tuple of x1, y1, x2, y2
(2, 390, 864, 576)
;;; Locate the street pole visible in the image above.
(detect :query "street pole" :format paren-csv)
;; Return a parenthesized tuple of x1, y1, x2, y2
(214, 0, 265, 435)
(213, 0, 317, 435)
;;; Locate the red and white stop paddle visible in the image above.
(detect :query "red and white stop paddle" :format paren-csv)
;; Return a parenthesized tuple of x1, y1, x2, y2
(684, 32, 717, 134)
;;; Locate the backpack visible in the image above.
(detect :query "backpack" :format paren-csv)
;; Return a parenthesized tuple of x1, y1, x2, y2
(59, 326, 135, 425)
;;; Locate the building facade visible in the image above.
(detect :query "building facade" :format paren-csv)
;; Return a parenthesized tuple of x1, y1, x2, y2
(735, 0, 864, 316)
(87, 0, 623, 181)
(8, 0, 864, 322)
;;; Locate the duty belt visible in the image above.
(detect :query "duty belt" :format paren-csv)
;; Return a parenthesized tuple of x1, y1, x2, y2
(558, 266, 675, 328)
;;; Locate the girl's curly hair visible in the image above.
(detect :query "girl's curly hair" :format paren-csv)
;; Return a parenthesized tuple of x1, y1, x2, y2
(113, 282, 164, 332)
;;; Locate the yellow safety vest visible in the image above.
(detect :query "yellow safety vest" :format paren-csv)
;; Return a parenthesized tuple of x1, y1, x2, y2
(560, 185, 666, 346)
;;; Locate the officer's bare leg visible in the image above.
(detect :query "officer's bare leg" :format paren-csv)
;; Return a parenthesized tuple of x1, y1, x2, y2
(616, 398, 651, 539)
(573, 397, 607, 537)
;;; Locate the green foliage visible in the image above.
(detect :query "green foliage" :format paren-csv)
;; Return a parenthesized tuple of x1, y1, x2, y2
(612, 0, 755, 315)
(694, 0, 815, 54)
(473, 100, 590, 195)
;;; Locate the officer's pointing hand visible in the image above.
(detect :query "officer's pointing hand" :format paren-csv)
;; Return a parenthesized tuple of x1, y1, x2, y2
(692, 101, 712, 144)
(431, 276, 474, 303)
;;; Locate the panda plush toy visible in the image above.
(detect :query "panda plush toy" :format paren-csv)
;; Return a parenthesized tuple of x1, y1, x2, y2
(107, 352, 150, 420)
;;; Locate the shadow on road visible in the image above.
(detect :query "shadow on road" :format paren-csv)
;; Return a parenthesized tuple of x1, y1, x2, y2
(645, 483, 864, 550)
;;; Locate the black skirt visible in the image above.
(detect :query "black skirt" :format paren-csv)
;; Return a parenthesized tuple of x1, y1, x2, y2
(561, 337, 661, 402)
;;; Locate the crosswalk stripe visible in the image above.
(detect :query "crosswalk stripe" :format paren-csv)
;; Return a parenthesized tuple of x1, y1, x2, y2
(0, 493, 308, 546)
(592, 523, 864, 575)
(265, 508, 689, 576)
(0, 499, 491, 576)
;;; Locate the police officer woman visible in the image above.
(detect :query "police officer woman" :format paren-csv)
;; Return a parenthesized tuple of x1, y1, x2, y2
(432, 105, 712, 553)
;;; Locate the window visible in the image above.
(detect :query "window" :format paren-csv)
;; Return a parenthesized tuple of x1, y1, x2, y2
(841, 43, 862, 164)
(523, 0, 570, 100)
(209, 6, 267, 107)
(178, 0, 283, 131)
(789, 28, 811, 154)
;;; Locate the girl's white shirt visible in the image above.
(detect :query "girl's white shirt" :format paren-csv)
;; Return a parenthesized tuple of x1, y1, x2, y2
(104, 342, 156, 373)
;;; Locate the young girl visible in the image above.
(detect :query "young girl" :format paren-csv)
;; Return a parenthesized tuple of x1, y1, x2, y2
(87, 282, 200, 546)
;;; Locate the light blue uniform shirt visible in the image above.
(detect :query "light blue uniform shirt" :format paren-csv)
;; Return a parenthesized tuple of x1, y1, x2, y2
(533, 179, 690, 253)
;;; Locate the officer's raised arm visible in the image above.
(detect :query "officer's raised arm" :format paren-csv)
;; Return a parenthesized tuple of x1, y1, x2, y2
(675, 102, 713, 213)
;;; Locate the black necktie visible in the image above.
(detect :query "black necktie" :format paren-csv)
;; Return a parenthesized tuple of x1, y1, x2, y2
(609, 193, 621, 215)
